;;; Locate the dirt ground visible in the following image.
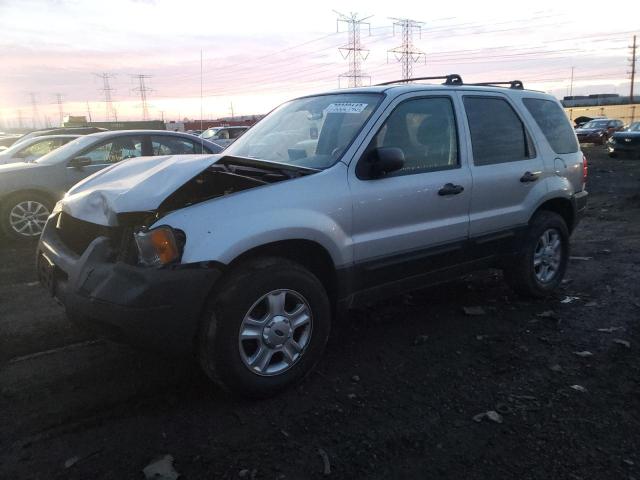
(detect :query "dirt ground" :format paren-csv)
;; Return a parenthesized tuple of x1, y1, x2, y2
(1, 146, 639, 480)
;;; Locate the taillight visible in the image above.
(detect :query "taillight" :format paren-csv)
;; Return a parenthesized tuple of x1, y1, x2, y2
(582, 154, 588, 188)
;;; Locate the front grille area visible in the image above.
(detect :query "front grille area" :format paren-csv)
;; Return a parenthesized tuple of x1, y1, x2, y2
(56, 212, 124, 256)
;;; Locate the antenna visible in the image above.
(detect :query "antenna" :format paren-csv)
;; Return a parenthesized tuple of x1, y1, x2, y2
(387, 18, 426, 81)
(335, 11, 372, 88)
(131, 74, 153, 120)
(629, 34, 637, 103)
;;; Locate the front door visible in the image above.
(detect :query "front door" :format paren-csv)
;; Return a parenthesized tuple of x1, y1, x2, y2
(349, 94, 472, 288)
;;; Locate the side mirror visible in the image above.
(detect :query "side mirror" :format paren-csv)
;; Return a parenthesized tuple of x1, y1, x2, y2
(68, 156, 91, 169)
(363, 147, 405, 178)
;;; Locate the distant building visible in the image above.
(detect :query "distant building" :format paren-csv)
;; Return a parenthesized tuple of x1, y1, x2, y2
(562, 94, 639, 108)
(63, 116, 165, 130)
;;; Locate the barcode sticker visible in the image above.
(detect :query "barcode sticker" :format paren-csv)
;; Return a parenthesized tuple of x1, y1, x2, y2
(325, 103, 368, 114)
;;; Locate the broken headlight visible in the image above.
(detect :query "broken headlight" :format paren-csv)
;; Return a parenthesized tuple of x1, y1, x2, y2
(134, 226, 184, 266)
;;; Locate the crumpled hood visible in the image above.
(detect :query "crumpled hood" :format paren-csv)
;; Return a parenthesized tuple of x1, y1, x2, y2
(62, 153, 222, 225)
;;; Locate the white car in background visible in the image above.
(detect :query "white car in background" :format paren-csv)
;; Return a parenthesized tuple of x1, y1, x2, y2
(0, 135, 80, 165)
(200, 126, 249, 148)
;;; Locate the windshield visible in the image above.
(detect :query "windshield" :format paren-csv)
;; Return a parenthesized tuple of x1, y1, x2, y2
(626, 122, 640, 132)
(224, 93, 382, 169)
(582, 120, 608, 129)
(201, 128, 221, 139)
(35, 135, 98, 164)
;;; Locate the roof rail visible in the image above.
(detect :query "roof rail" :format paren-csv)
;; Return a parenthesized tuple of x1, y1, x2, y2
(376, 74, 463, 86)
(469, 80, 524, 90)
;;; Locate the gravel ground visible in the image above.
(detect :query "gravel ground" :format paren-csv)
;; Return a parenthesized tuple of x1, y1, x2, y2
(1, 146, 639, 479)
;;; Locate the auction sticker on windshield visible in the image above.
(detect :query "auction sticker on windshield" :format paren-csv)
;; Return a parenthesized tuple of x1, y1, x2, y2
(325, 103, 368, 114)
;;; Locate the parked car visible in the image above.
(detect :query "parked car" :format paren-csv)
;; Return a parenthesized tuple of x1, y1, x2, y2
(0, 134, 24, 151)
(575, 118, 624, 144)
(0, 130, 222, 238)
(0, 135, 79, 165)
(37, 75, 587, 397)
(14, 127, 108, 146)
(607, 121, 640, 158)
(200, 126, 249, 148)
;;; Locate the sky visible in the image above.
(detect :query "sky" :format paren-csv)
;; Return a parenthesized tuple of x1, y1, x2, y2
(0, 0, 638, 128)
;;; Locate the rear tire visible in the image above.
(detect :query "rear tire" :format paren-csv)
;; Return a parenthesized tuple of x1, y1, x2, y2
(198, 257, 331, 398)
(504, 211, 569, 298)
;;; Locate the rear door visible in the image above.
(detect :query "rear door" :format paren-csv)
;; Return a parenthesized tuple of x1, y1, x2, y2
(349, 93, 472, 287)
(458, 92, 546, 239)
(65, 134, 145, 189)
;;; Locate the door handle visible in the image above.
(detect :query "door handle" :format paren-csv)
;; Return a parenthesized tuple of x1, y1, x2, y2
(520, 171, 540, 183)
(438, 183, 465, 196)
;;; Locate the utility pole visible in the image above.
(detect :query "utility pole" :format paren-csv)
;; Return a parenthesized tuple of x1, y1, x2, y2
(387, 18, 426, 81)
(159, 110, 165, 122)
(335, 11, 372, 88)
(16, 109, 24, 128)
(229, 101, 235, 120)
(569, 66, 575, 97)
(54, 93, 64, 126)
(629, 35, 637, 103)
(28, 92, 39, 129)
(86, 101, 93, 122)
(131, 74, 152, 121)
(96, 73, 116, 121)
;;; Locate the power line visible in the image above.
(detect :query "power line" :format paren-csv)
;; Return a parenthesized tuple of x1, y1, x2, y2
(86, 101, 93, 122)
(629, 34, 637, 102)
(95, 73, 117, 122)
(54, 93, 64, 127)
(131, 74, 153, 120)
(28, 92, 39, 129)
(335, 11, 372, 87)
(387, 18, 426, 80)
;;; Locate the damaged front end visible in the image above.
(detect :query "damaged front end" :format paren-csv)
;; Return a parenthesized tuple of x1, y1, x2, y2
(36, 155, 318, 353)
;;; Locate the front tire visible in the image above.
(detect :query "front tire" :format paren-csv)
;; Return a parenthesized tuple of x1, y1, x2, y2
(198, 257, 331, 398)
(0, 192, 53, 240)
(504, 211, 569, 298)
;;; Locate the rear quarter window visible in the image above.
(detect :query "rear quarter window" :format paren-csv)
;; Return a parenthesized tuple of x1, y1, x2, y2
(522, 98, 579, 154)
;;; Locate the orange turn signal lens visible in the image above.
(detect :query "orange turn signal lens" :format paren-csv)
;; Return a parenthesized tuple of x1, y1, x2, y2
(150, 228, 179, 265)
(134, 226, 182, 266)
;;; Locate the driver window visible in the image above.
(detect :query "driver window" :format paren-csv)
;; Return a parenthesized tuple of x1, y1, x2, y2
(81, 136, 143, 164)
(369, 97, 459, 176)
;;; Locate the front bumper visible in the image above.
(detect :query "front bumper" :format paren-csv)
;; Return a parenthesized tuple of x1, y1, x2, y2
(37, 216, 224, 355)
(608, 142, 640, 155)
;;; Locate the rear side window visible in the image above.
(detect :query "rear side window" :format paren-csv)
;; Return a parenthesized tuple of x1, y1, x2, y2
(522, 98, 578, 154)
(463, 96, 535, 166)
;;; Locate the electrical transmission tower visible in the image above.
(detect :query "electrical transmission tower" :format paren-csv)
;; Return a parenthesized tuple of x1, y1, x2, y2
(96, 73, 117, 122)
(28, 92, 39, 129)
(387, 18, 426, 81)
(54, 93, 64, 126)
(629, 35, 637, 103)
(335, 11, 372, 88)
(132, 74, 153, 121)
(16, 109, 24, 128)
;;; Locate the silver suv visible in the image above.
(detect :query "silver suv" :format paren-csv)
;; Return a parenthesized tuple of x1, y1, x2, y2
(37, 75, 588, 397)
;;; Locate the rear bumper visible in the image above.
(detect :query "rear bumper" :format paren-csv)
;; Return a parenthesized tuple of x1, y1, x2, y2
(37, 217, 224, 355)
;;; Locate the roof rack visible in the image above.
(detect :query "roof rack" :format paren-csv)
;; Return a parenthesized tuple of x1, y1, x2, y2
(376, 74, 463, 86)
(376, 74, 525, 90)
(469, 80, 524, 90)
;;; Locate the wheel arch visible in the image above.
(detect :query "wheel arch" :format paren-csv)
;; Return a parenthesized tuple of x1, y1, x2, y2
(530, 196, 575, 232)
(224, 239, 339, 307)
